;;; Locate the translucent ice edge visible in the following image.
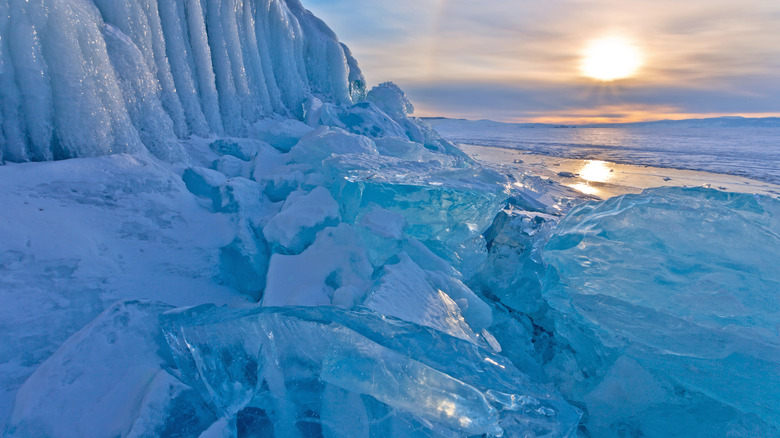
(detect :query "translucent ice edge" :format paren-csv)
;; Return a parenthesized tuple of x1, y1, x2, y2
(161, 304, 582, 437)
(543, 186, 780, 431)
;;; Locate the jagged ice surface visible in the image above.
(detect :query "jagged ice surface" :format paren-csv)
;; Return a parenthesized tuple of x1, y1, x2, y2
(1, 0, 778, 437)
(161, 305, 581, 438)
(0, 0, 364, 162)
(543, 187, 780, 435)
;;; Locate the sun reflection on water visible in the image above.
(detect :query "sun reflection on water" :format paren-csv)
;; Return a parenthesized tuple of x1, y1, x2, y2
(579, 160, 613, 182)
(569, 183, 600, 196)
(566, 160, 615, 197)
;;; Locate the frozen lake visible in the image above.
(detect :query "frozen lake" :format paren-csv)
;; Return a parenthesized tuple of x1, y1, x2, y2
(427, 119, 780, 185)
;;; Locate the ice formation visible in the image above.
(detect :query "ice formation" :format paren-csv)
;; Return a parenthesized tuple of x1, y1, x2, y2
(161, 305, 581, 437)
(0, 0, 364, 162)
(1, 0, 778, 437)
(543, 187, 780, 435)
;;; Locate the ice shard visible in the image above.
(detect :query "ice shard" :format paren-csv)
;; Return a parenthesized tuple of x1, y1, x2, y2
(161, 305, 582, 437)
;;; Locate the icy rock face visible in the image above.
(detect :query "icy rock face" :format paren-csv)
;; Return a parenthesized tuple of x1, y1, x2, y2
(543, 187, 780, 434)
(0, 0, 364, 162)
(161, 304, 582, 438)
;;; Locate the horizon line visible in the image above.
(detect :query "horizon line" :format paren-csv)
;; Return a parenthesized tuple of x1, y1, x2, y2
(416, 113, 780, 126)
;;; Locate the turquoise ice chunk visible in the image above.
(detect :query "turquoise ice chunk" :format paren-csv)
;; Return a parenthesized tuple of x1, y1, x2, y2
(324, 154, 508, 268)
(161, 305, 581, 437)
(544, 187, 780, 429)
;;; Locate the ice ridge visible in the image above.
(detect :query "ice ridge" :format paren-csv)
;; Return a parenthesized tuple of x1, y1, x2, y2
(0, 0, 364, 162)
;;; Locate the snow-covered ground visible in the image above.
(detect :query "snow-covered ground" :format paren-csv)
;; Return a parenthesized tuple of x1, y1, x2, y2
(428, 118, 780, 184)
(0, 150, 247, 427)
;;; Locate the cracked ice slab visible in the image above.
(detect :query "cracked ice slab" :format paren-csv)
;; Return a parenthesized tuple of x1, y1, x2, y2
(161, 305, 581, 437)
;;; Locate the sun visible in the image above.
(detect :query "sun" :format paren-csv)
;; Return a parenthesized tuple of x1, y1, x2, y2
(580, 37, 643, 81)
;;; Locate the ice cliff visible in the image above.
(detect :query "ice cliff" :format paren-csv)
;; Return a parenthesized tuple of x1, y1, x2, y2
(0, 0, 364, 162)
(0, 1, 778, 437)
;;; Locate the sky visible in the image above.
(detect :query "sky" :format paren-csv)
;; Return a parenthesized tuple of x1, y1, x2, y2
(305, 0, 780, 123)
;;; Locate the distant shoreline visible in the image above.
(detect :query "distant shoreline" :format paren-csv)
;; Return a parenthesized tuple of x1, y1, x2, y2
(420, 115, 780, 128)
(426, 117, 780, 185)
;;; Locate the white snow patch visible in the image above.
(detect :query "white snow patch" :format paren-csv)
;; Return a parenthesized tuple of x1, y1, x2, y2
(263, 224, 372, 308)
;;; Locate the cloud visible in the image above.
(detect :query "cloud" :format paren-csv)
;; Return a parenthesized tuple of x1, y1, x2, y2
(402, 77, 780, 122)
(304, 0, 780, 121)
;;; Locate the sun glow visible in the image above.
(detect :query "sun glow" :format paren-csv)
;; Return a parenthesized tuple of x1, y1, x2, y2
(579, 160, 613, 183)
(581, 37, 643, 81)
